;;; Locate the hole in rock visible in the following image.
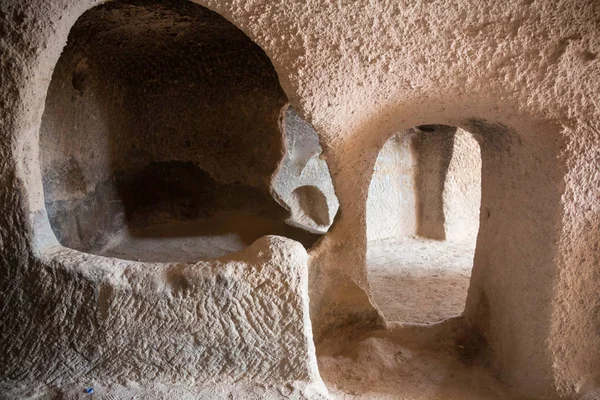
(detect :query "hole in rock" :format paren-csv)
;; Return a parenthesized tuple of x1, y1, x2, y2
(39, 0, 338, 262)
(415, 124, 437, 133)
(366, 125, 482, 323)
(290, 185, 330, 227)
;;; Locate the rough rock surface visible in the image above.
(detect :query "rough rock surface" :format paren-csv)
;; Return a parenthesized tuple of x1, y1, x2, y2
(412, 125, 456, 240)
(443, 128, 481, 242)
(0, 236, 326, 398)
(318, 321, 514, 400)
(272, 106, 340, 234)
(1, 0, 600, 398)
(367, 238, 475, 324)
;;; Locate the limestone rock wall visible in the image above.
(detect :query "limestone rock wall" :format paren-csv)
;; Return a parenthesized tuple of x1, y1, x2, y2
(366, 132, 418, 242)
(443, 128, 482, 242)
(272, 106, 339, 234)
(1, 0, 600, 398)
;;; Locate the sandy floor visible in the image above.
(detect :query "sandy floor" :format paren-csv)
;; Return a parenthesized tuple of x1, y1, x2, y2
(315, 237, 513, 400)
(98, 211, 319, 262)
(366, 237, 476, 323)
(318, 322, 518, 400)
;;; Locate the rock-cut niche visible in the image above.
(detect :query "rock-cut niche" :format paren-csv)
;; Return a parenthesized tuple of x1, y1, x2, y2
(40, 0, 338, 262)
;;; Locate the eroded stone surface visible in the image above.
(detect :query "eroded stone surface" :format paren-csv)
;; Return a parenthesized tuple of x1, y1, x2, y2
(366, 132, 418, 242)
(0, 236, 326, 398)
(443, 128, 482, 243)
(1, 0, 600, 398)
(272, 107, 340, 234)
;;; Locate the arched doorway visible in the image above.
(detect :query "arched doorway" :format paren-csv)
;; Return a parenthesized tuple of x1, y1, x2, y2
(366, 125, 482, 323)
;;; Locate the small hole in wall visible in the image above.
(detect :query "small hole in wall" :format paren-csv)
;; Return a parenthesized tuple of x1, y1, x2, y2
(38, 0, 338, 262)
(71, 58, 89, 93)
(365, 124, 482, 323)
(290, 185, 330, 227)
(415, 125, 437, 133)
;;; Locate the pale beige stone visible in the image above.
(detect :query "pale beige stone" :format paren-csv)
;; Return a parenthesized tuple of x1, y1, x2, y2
(1, 0, 599, 398)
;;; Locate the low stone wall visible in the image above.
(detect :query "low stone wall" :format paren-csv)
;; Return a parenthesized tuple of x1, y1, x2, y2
(0, 236, 326, 397)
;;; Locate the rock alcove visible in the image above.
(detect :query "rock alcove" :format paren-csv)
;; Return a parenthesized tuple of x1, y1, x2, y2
(2, 0, 598, 398)
(39, 0, 338, 262)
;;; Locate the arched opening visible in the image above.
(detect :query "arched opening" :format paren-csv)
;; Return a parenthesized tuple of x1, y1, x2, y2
(39, 0, 337, 262)
(366, 125, 482, 323)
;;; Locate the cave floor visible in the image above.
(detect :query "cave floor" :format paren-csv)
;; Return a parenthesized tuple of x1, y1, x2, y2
(366, 237, 476, 324)
(317, 323, 517, 400)
(318, 239, 518, 399)
(98, 210, 318, 262)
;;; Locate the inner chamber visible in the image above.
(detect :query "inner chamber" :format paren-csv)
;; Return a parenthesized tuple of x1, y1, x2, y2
(40, 0, 334, 262)
(366, 125, 482, 323)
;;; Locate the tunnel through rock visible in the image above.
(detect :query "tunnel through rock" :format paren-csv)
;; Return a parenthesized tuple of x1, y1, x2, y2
(366, 125, 482, 323)
(40, 0, 336, 262)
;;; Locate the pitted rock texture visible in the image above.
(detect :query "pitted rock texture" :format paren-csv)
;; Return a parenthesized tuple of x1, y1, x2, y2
(0, 236, 326, 398)
(1, 0, 600, 398)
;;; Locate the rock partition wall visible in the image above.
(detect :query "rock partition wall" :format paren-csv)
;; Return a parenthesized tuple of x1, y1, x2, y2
(1, 0, 600, 398)
(413, 125, 456, 240)
(0, 236, 326, 397)
(443, 128, 482, 242)
(272, 106, 339, 234)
